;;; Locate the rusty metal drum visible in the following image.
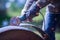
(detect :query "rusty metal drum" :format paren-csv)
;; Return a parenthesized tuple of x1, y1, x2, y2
(0, 23, 50, 40)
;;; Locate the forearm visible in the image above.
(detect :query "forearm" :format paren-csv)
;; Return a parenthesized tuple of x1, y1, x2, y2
(36, 0, 50, 8)
(22, 0, 37, 13)
(28, 0, 50, 14)
(20, 0, 50, 21)
(25, 0, 50, 18)
(20, 0, 37, 21)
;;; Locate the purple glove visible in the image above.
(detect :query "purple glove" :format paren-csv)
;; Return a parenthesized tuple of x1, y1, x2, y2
(10, 17, 20, 26)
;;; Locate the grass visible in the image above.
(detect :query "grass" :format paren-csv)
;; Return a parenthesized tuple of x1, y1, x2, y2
(7, 8, 21, 17)
(56, 33, 60, 40)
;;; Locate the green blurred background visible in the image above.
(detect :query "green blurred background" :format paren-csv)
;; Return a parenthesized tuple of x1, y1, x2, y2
(0, 0, 60, 40)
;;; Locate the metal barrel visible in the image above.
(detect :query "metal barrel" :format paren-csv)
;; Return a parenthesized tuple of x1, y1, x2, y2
(0, 23, 50, 40)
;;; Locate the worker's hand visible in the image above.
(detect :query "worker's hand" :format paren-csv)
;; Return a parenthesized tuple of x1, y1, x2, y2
(24, 12, 39, 22)
(28, 12, 39, 21)
(10, 17, 21, 26)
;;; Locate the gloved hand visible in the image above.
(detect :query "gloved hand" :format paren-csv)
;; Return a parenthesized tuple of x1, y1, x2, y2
(27, 12, 39, 22)
(10, 17, 21, 26)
